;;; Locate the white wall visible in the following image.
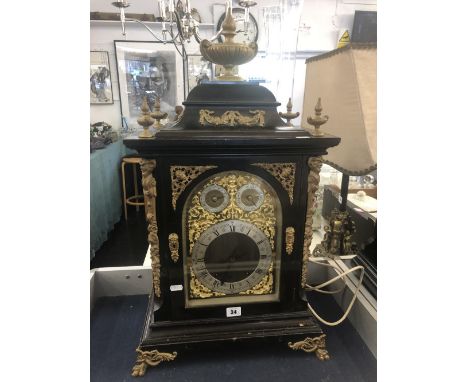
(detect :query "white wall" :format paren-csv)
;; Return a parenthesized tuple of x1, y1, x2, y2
(90, 0, 376, 129)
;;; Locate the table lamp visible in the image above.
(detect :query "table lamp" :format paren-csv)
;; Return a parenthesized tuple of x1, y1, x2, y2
(301, 43, 377, 257)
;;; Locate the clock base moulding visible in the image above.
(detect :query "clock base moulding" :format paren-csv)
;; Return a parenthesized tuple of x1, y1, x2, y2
(131, 290, 330, 377)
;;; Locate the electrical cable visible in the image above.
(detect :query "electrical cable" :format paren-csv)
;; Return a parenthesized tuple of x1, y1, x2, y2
(304, 256, 364, 326)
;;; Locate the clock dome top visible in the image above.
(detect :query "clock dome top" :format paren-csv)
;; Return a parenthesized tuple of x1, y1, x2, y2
(168, 82, 287, 130)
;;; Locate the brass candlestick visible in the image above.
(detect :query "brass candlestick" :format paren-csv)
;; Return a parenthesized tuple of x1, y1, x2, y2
(137, 96, 155, 139)
(306, 98, 329, 137)
(279, 98, 300, 126)
(150, 97, 168, 131)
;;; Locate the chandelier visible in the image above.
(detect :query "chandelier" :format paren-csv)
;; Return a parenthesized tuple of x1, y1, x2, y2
(111, 0, 257, 56)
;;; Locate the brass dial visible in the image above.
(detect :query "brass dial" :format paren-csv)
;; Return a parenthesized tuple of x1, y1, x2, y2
(191, 219, 272, 294)
(236, 183, 264, 212)
(200, 184, 229, 213)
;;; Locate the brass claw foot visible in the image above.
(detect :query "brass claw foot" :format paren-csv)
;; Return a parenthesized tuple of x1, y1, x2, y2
(131, 347, 177, 377)
(288, 334, 330, 361)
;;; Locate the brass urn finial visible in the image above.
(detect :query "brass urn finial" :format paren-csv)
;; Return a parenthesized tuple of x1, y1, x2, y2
(306, 98, 329, 137)
(199, 2, 258, 81)
(279, 98, 300, 126)
(150, 97, 168, 131)
(137, 96, 155, 139)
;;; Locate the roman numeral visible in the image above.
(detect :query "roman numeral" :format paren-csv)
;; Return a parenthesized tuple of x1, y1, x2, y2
(213, 230, 220, 236)
(256, 239, 265, 245)
(229, 224, 236, 232)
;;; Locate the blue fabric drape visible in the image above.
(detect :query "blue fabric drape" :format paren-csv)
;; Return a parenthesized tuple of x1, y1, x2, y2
(90, 140, 133, 259)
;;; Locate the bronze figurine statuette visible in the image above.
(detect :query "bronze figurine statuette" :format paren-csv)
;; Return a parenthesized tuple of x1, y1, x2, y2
(306, 98, 329, 137)
(313, 208, 358, 258)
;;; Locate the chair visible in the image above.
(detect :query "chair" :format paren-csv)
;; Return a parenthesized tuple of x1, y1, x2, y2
(121, 157, 145, 220)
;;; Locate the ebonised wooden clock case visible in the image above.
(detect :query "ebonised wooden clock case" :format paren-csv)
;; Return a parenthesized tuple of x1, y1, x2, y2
(124, 82, 340, 377)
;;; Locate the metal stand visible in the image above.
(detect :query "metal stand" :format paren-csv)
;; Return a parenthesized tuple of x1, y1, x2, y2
(339, 174, 349, 212)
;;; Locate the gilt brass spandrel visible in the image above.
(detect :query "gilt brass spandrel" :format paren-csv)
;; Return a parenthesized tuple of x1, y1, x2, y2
(199, 109, 265, 127)
(252, 162, 296, 204)
(190, 268, 225, 298)
(238, 264, 274, 295)
(170, 165, 217, 209)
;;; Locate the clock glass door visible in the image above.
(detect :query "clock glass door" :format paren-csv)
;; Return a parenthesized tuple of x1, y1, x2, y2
(182, 171, 282, 308)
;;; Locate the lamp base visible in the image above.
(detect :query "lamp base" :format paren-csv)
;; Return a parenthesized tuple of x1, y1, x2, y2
(313, 208, 358, 257)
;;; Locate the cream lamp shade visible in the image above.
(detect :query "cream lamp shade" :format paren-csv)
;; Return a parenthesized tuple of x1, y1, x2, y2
(301, 43, 376, 175)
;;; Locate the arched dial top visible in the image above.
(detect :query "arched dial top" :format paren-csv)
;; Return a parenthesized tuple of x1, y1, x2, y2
(191, 219, 272, 294)
(236, 183, 264, 212)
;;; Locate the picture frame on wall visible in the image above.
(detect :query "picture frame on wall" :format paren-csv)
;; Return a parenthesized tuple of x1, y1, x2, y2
(114, 40, 185, 128)
(90, 51, 114, 104)
(187, 54, 213, 93)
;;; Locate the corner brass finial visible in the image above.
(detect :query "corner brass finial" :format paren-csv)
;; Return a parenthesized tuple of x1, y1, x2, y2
(137, 96, 155, 139)
(279, 97, 300, 126)
(306, 98, 329, 137)
(150, 97, 168, 131)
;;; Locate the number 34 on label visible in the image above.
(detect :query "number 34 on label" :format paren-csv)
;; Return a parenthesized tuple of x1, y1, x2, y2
(226, 306, 241, 317)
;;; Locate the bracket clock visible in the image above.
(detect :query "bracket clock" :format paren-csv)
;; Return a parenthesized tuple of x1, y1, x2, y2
(124, 81, 340, 376)
(123, 9, 338, 376)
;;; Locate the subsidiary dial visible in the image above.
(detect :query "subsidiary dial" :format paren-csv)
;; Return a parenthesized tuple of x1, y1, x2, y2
(200, 184, 229, 213)
(236, 183, 264, 212)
